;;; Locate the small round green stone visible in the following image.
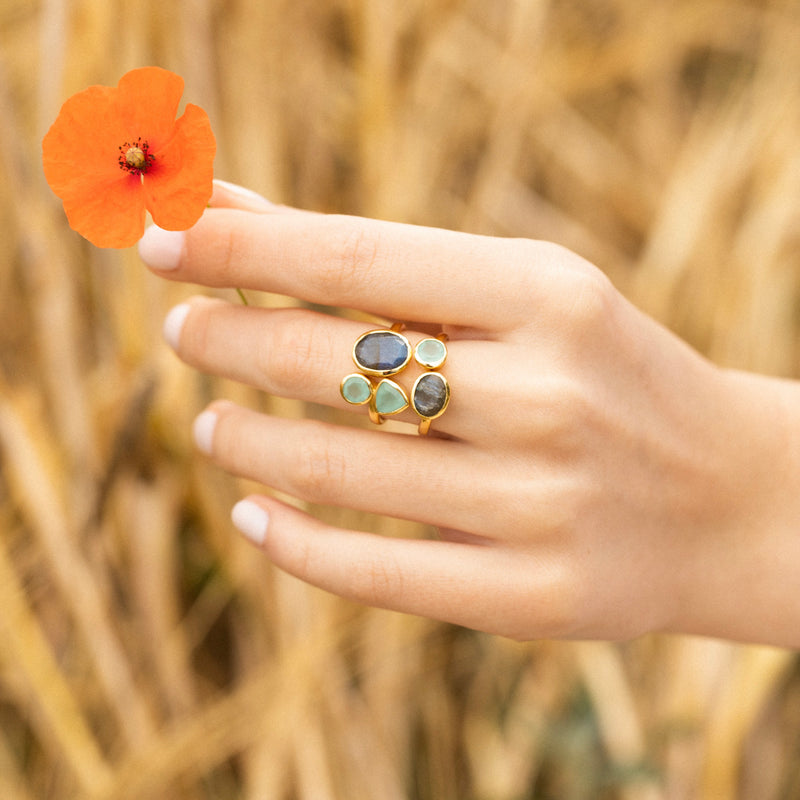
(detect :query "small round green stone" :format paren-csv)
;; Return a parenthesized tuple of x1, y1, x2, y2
(414, 338, 447, 369)
(341, 374, 372, 404)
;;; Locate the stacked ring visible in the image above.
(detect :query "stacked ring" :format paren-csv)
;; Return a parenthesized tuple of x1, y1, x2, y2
(340, 324, 450, 435)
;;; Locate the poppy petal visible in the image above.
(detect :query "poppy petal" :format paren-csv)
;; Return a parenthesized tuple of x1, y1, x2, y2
(60, 175, 148, 249)
(114, 67, 185, 149)
(144, 103, 216, 231)
(42, 85, 123, 195)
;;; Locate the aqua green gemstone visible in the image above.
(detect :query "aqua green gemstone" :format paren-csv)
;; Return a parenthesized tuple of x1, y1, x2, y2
(341, 373, 372, 405)
(414, 338, 447, 369)
(374, 379, 408, 415)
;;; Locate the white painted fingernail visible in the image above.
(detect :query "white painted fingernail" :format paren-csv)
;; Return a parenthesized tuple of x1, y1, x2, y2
(138, 226, 185, 271)
(232, 500, 269, 546)
(192, 409, 218, 454)
(213, 179, 277, 209)
(163, 303, 191, 349)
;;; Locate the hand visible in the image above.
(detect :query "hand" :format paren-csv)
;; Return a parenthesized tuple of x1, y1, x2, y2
(139, 180, 800, 644)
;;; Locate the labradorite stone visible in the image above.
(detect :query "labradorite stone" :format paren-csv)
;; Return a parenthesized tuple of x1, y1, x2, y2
(354, 331, 410, 374)
(413, 373, 449, 418)
(374, 380, 408, 414)
(414, 338, 447, 369)
(341, 374, 372, 404)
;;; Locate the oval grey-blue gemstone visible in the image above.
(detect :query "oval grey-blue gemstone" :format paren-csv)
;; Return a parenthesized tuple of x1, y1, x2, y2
(412, 372, 450, 418)
(353, 331, 411, 375)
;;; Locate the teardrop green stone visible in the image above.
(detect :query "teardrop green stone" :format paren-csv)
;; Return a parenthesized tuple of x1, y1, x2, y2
(374, 379, 408, 415)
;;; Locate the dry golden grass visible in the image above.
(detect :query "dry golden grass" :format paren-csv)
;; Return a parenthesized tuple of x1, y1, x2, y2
(1, 0, 799, 797)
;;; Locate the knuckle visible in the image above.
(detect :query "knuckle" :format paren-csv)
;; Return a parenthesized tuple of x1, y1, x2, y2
(261, 314, 336, 396)
(562, 270, 618, 334)
(338, 222, 381, 277)
(502, 472, 585, 541)
(289, 535, 315, 583)
(350, 553, 405, 607)
(503, 239, 616, 329)
(549, 376, 595, 434)
(539, 582, 583, 639)
(203, 225, 237, 286)
(208, 404, 258, 473)
(312, 217, 383, 297)
(504, 561, 583, 641)
(181, 303, 212, 361)
(514, 238, 573, 271)
(285, 430, 347, 503)
(546, 568, 589, 638)
(510, 374, 595, 449)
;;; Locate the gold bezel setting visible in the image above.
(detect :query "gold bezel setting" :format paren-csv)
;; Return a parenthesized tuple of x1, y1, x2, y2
(414, 336, 448, 370)
(411, 371, 450, 422)
(352, 329, 412, 377)
(340, 373, 373, 405)
(373, 378, 409, 416)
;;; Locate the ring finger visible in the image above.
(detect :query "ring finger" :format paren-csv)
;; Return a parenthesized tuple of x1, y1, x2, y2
(166, 296, 509, 442)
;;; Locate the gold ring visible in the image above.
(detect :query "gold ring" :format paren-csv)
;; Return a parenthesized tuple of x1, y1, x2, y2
(411, 368, 450, 435)
(340, 326, 450, 434)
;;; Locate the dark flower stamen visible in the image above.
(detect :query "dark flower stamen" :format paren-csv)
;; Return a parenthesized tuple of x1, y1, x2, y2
(119, 137, 155, 175)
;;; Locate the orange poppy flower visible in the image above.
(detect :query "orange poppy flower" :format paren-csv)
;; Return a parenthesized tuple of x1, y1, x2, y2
(42, 67, 216, 248)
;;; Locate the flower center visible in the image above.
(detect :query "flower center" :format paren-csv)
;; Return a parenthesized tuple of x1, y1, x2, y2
(118, 138, 155, 175)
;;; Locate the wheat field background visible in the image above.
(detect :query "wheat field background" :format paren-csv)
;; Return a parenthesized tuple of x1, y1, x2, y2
(1, 1, 800, 798)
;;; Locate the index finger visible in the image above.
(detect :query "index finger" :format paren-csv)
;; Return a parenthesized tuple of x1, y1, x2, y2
(138, 208, 573, 329)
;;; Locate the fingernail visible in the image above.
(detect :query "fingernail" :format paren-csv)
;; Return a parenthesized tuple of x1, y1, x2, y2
(163, 303, 191, 350)
(192, 409, 218, 454)
(138, 225, 185, 271)
(231, 499, 269, 546)
(213, 179, 277, 209)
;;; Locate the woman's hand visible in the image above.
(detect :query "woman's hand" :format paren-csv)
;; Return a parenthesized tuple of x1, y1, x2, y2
(138, 180, 800, 645)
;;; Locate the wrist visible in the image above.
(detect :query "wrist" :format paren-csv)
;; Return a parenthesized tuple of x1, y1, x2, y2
(667, 367, 800, 645)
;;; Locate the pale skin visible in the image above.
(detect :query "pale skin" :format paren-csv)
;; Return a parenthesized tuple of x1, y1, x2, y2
(138, 180, 800, 647)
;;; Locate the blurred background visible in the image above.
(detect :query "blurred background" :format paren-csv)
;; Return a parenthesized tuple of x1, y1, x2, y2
(1, 0, 800, 798)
